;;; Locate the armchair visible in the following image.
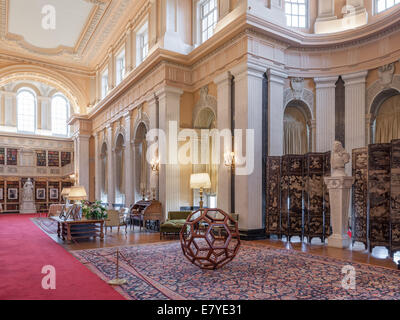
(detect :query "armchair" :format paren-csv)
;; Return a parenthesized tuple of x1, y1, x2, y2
(105, 209, 127, 234)
(160, 211, 192, 239)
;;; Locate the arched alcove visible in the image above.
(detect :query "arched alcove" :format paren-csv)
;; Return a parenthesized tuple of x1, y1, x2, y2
(192, 106, 217, 208)
(100, 142, 108, 203)
(283, 100, 312, 155)
(115, 133, 125, 204)
(134, 122, 149, 202)
(371, 92, 400, 143)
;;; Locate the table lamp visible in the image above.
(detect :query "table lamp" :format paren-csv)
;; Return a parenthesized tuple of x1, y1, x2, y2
(68, 186, 87, 202)
(67, 186, 87, 220)
(61, 187, 70, 204)
(190, 173, 211, 209)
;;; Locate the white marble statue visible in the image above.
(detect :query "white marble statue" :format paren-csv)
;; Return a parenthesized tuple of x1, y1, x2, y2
(22, 178, 34, 201)
(331, 141, 350, 177)
(20, 178, 36, 214)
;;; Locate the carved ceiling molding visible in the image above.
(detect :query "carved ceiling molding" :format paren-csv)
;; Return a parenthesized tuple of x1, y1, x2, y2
(0, 0, 109, 61)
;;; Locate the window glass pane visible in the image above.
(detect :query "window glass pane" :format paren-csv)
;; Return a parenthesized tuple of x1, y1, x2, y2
(200, 0, 218, 43)
(285, 0, 307, 28)
(17, 90, 35, 133)
(51, 95, 68, 136)
(388, 0, 395, 7)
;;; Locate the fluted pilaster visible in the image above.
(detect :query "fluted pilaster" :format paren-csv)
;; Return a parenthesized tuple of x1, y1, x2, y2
(314, 76, 338, 152)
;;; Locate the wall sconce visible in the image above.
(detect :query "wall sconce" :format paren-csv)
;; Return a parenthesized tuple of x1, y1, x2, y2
(151, 158, 160, 172)
(224, 151, 235, 171)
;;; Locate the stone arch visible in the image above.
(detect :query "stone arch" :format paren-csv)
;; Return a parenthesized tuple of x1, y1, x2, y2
(113, 125, 127, 150)
(193, 86, 217, 128)
(12, 83, 41, 96)
(283, 87, 314, 120)
(366, 73, 400, 143)
(0, 64, 87, 114)
(194, 106, 216, 129)
(132, 108, 150, 143)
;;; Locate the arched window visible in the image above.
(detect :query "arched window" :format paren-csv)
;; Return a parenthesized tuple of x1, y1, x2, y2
(51, 94, 69, 136)
(17, 89, 36, 133)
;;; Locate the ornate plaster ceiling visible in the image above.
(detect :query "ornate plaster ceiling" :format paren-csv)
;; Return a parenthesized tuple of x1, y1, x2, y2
(0, 0, 137, 71)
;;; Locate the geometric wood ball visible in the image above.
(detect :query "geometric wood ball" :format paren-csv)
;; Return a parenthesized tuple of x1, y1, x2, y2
(180, 208, 241, 270)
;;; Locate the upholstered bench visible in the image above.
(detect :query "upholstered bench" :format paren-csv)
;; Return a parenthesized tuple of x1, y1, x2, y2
(160, 211, 192, 239)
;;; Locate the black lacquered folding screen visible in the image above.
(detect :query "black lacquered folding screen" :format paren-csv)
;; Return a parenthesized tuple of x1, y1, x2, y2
(265, 152, 331, 242)
(390, 139, 400, 254)
(368, 143, 391, 251)
(266, 157, 282, 237)
(351, 140, 400, 256)
(352, 147, 368, 247)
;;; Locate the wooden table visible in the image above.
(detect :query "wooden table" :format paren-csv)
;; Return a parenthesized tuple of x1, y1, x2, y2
(50, 217, 104, 243)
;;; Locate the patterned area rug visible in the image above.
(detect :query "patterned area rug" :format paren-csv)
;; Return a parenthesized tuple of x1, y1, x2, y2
(71, 242, 400, 300)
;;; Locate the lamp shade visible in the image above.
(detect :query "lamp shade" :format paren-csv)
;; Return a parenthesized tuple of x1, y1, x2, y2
(190, 173, 211, 189)
(61, 187, 71, 198)
(67, 186, 87, 201)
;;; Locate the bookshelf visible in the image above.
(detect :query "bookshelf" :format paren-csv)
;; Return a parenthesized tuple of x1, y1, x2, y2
(61, 152, 72, 167)
(36, 150, 47, 167)
(0, 148, 4, 165)
(6, 149, 18, 166)
(48, 151, 60, 167)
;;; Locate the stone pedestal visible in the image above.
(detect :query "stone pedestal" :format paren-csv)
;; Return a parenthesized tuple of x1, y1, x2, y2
(324, 176, 354, 248)
(20, 201, 36, 214)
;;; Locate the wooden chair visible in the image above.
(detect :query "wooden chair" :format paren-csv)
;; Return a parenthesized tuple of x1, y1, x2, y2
(105, 209, 127, 234)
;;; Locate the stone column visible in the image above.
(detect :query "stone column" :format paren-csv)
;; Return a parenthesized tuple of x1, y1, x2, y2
(147, 93, 159, 199)
(106, 124, 115, 207)
(219, 0, 230, 19)
(149, 0, 158, 48)
(95, 68, 101, 103)
(324, 176, 354, 248)
(156, 86, 182, 218)
(0, 92, 4, 125)
(230, 62, 265, 235)
(214, 71, 232, 213)
(316, 0, 335, 21)
(310, 119, 317, 152)
(73, 134, 91, 195)
(343, 71, 367, 175)
(125, 27, 133, 73)
(314, 76, 337, 152)
(107, 50, 115, 90)
(268, 69, 287, 156)
(4, 92, 16, 127)
(124, 112, 134, 206)
(94, 132, 101, 200)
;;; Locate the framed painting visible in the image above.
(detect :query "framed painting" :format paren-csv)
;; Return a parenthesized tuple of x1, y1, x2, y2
(8, 188, 18, 200)
(36, 188, 46, 200)
(50, 188, 59, 200)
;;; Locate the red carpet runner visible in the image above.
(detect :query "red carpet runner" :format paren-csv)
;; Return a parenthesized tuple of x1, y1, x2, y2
(0, 214, 124, 300)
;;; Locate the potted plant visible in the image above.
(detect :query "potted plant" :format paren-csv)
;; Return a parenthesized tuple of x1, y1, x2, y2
(82, 201, 108, 220)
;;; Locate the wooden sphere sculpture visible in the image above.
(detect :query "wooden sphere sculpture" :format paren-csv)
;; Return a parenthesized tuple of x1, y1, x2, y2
(180, 208, 241, 270)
